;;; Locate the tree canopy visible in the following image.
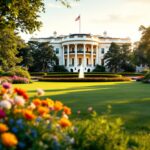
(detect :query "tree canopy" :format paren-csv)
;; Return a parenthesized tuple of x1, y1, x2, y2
(134, 26, 150, 67)
(20, 41, 58, 72)
(104, 43, 133, 72)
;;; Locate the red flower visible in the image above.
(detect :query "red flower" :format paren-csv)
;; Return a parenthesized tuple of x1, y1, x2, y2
(14, 88, 29, 100)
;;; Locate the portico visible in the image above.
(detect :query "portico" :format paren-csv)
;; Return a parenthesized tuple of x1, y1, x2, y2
(63, 43, 99, 72)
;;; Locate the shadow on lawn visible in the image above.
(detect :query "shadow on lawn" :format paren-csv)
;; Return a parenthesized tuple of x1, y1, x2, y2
(28, 82, 150, 131)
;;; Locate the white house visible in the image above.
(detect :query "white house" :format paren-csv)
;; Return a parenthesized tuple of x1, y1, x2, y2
(30, 32, 131, 72)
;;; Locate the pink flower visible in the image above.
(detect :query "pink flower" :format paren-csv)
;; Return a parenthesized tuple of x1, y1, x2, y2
(14, 96, 25, 106)
(2, 82, 12, 89)
(77, 110, 81, 114)
(0, 109, 6, 119)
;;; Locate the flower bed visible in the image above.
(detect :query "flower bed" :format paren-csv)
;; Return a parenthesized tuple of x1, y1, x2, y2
(39, 77, 131, 82)
(0, 82, 72, 149)
(0, 76, 29, 84)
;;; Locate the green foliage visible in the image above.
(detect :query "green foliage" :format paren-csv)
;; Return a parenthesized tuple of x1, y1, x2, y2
(26, 41, 58, 72)
(18, 44, 34, 68)
(1, 0, 44, 33)
(0, 28, 24, 71)
(39, 77, 131, 82)
(104, 43, 132, 72)
(134, 26, 150, 67)
(142, 71, 150, 83)
(92, 65, 106, 72)
(53, 65, 69, 72)
(71, 115, 129, 150)
(8, 66, 31, 79)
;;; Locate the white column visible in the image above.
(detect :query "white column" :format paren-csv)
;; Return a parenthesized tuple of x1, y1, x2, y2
(62, 46, 65, 65)
(67, 45, 69, 67)
(75, 44, 77, 67)
(91, 45, 94, 67)
(83, 44, 86, 67)
(96, 45, 99, 65)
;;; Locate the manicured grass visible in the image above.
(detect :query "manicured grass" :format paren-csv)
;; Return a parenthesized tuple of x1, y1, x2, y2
(14, 81, 150, 131)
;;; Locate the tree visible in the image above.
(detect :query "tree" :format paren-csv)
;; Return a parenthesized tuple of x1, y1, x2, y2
(104, 43, 121, 72)
(0, 28, 24, 71)
(18, 45, 34, 68)
(1, 0, 79, 32)
(27, 41, 58, 72)
(104, 43, 133, 72)
(134, 26, 150, 67)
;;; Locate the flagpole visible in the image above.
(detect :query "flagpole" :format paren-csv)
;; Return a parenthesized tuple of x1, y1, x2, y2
(79, 15, 81, 33)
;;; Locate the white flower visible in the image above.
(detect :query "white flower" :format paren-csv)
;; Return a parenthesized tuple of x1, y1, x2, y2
(2, 94, 10, 100)
(37, 89, 45, 96)
(28, 103, 36, 110)
(62, 113, 69, 119)
(14, 96, 25, 106)
(88, 107, 93, 112)
(0, 100, 12, 109)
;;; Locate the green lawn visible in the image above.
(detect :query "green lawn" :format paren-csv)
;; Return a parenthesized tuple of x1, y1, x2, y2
(14, 81, 150, 131)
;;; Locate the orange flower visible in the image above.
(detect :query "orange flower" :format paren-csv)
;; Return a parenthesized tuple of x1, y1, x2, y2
(23, 110, 36, 120)
(13, 109, 23, 114)
(38, 106, 49, 115)
(63, 106, 71, 115)
(33, 99, 41, 106)
(0, 123, 9, 132)
(41, 100, 49, 106)
(1, 88, 7, 95)
(54, 101, 63, 111)
(14, 88, 29, 100)
(59, 118, 72, 128)
(1, 132, 18, 147)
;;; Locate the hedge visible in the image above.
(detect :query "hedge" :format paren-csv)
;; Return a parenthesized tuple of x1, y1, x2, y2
(39, 77, 131, 82)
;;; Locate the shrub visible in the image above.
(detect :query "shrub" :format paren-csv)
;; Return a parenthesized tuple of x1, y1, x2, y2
(53, 65, 69, 72)
(11, 76, 29, 84)
(71, 115, 129, 150)
(142, 72, 150, 83)
(39, 77, 131, 82)
(8, 66, 31, 79)
(92, 65, 106, 72)
(30, 72, 47, 76)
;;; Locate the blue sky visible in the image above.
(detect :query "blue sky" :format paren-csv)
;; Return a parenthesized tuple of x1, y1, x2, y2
(21, 0, 150, 42)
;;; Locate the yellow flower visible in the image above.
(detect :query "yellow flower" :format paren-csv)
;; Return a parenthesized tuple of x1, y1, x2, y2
(0, 123, 9, 132)
(1, 132, 18, 147)
(46, 98, 54, 107)
(54, 101, 63, 111)
(59, 118, 72, 128)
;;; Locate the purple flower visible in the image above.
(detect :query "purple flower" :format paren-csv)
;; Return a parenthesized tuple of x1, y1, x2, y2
(2, 82, 12, 89)
(0, 109, 6, 119)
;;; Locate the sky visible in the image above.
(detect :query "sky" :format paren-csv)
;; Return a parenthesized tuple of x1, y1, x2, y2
(20, 0, 150, 42)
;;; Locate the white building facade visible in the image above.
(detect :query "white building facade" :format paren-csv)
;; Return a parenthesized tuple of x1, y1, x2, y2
(30, 33, 131, 72)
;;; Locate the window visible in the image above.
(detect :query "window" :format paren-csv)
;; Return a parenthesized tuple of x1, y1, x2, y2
(87, 58, 89, 65)
(79, 58, 82, 65)
(56, 48, 59, 54)
(94, 59, 96, 66)
(72, 58, 74, 66)
(65, 59, 67, 66)
(101, 59, 104, 66)
(101, 48, 105, 54)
